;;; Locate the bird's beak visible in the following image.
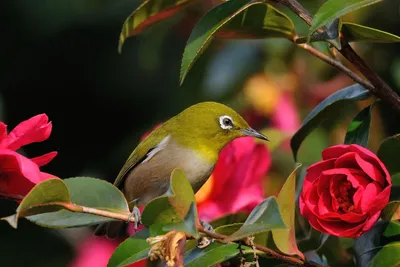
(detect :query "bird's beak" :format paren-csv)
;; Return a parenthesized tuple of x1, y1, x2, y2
(241, 128, 269, 141)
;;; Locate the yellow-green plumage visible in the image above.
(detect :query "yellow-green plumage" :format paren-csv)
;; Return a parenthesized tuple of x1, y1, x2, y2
(95, 102, 268, 238)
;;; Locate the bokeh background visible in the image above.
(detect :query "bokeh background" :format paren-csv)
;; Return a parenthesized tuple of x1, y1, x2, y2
(1, 0, 400, 266)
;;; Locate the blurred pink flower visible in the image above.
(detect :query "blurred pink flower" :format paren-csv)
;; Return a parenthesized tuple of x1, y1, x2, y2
(0, 114, 58, 199)
(70, 235, 145, 267)
(195, 137, 272, 222)
(271, 92, 301, 133)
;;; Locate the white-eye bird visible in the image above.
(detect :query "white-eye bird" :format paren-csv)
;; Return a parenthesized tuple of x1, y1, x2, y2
(94, 101, 268, 238)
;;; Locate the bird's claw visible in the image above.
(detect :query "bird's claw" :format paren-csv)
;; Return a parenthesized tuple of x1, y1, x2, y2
(127, 206, 142, 231)
(197, 220, 215, 249)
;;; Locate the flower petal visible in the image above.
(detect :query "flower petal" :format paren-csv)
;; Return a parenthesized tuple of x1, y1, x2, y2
(360, 182, 383, 213)
(30, 151, 58, 167)
(317, 218, 365, 238)
(303, 159, 335, 193)
(354, 153, 385, 185)
(334, 152, 360, 169)
(0, 114, 52, 151)
(0, 122, 7, 140)
(0, 149, 58, 197)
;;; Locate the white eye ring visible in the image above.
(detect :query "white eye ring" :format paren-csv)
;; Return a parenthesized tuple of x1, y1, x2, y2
(219, 115, 234, 130)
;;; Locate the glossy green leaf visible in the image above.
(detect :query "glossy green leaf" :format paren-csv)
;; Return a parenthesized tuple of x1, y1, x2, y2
(214, 223, 243, 236)
(224, 197, 286, 242)
(344, 103, 373, 147)
(291, 84, 370, 161)
(272, 164, 304, 259)
(377, 134, 400, 175)
(141, 168, 199, 238)
(381, 201, 400, 221)
(309, 0, 383, 37)
(27, 177, 130, 228)
(180, 0, 296, 84)
(384, 221, 400, 237)
(1, 178, 69, 228)
(342, 22, 400, 43)
(368, 242, 400, 267)
(163, 201, 198, 238)
(108, 228, 151, 267)
(118, 0, 196, 53)
(2, 177, 130, 229)
(184, 242, 239, 267)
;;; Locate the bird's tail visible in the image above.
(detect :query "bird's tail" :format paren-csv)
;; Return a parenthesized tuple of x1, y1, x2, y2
(94, 221, 128, 239)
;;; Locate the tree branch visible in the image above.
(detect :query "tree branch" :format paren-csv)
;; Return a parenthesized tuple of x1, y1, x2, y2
(296, 42, 374, 91)
(200, 228, 325, 267)
(58, 203, 324, 267)
(272, 0, 400, 112)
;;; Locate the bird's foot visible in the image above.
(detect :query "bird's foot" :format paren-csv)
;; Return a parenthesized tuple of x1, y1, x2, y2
(127, 206, 142, 231)
(197, 220, 215, 249)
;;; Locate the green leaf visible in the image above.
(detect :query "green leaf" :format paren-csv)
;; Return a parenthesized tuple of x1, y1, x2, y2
(118, 0, 196, 53)
(384, 221, 400, 237)
(141, 168, 199, 238)
(10, 177, 130, 228)
(344, 103, 373, 147)
(272, 164, 304, 259)
(1, 179, 70, 228)
(381, 201, 400, 221)
(214, 223, 243, 236)
(108, 228, 151, 267)
(377, 134, 400, 175)
(342, 22, 400, 43)
(2, 178, 129, 229)
(163, 201, 198, 238)
(291, 84, 370, 161)
(309, 0, 383, 37)
(368, 242, 400, 267)
(224, 196, 286, 242)
(184, 243, 239, 267)
(180, 0, 296, 85)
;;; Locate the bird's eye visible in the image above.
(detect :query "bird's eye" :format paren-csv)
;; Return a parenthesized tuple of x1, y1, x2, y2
(219, 115, 234, 130)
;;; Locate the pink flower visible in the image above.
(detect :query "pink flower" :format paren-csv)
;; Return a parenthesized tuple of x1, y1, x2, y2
(300, 144, 392, 238)
(0, 114, 58, 199)
(70, 235, 145, 267)
(196, 137, 272, 222)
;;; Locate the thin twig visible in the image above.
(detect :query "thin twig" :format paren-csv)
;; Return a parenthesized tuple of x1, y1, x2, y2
(271, 0, 400, 112)
(44, 203, 322, 267)
(199, 228, 325, 267)
(297, 42, 374, 91)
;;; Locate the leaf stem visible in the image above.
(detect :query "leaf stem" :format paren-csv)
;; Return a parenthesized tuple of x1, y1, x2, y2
(271, 0, 400, 112)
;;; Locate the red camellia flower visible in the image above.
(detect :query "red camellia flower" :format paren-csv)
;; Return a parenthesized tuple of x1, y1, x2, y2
(0, 114, 58, 199)
(300, 144, 392, 238)
(196, 137, 271, 222)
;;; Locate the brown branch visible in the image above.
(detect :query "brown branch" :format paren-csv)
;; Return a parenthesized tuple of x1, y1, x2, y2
(271, 0, 400, 112)
(297, 42, 374, 91)
(340, 43, 400, 111)
(50, 203, 322, 267)
(200, 228, 325, 267)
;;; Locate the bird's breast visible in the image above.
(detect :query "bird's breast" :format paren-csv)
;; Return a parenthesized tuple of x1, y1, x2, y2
(123, 136, 215, 205)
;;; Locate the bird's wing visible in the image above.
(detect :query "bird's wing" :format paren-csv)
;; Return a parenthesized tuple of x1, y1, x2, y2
(113, 128, 169, 189)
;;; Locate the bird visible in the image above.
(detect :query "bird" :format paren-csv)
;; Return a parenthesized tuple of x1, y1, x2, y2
(94, 101, 268, 238)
